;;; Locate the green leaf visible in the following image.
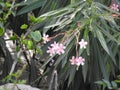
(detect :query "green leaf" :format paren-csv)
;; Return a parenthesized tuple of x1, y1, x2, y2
(35, 17, 47, 23)
(117, 75, 120, 79)
(16, 46, 20, 52)
(95, 29, 116, 64)
(10, 35, 18, 40)
(111, 81, 117, 89)
(29, 14, 46, 23)
(95, 81, 106, 86)
(21, 39, 27, 45)
(96, 2, 120, 15)
(30, 31, 41, 42)
(82, 59, 88, 82)
(15, 0, 37, 7)
(17, 80, 26, 84)
(0, 10, 3, 14)
(68, 65, 76, 86)
(114, 80, 120, 83)
(71, 0, 76, 4)
(28, 14, 36, 23)
(27, 40, 33, 50)
(20, 24, 28, 29)
(17, 0, 46, 15)
(102, 79, 112, 89)
(5, 2, 11, 8)
(97, 25, 120, 44)
(0, 27, 4, 36)
(36, 46, 43, 55)
(39, 7, 70, 17)
(96, 42, 109, 80)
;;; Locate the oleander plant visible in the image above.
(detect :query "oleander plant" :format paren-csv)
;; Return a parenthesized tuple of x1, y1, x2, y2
(0, 0, 120, 90)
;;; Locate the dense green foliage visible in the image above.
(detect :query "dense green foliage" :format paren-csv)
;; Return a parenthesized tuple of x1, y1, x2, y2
(0, 0, 120, 90)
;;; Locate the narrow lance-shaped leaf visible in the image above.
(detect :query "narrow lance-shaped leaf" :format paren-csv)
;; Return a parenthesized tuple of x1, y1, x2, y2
(95, 27, 116, 64)
(96, 41, 109, 80)
(17, 0, 46, 15)
(82, 57, 88, 82)
(97, 25, 119, 44)
(83, 26, 90, 55)
(68, 65, 77, 86)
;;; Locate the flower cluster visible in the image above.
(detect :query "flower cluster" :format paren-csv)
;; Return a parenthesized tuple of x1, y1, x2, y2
(70, 39, 87, 66)
(110, 4, 119, 11)
(47, 42, 66, 56)
(70, 56, 85, 66)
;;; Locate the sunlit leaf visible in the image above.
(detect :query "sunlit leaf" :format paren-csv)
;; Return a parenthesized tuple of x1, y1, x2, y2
(27, 40, 33, 50)
(10, 35, 18, 40)
(0, 27, 4, 36)
(20, 24, 28, 29)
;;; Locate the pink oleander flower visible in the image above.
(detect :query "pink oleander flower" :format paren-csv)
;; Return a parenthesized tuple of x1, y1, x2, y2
(70, 56, 85, 66)
(55, 43, 66, 55)
(110, 4, 119, 11)
(47, 47, 56, 56)
(47, 42, 66, 56)
(43, 34, 50, 43)
(70, 56, 77, 65)
(51, 42, 59, 49)
(76, 56, 85, 66)
(79, 39, 88, 49)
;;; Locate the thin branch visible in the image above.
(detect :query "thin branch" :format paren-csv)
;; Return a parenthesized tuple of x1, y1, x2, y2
(9, 60, 17, 75)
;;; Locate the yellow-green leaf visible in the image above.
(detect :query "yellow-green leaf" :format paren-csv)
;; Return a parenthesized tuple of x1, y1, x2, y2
(27, 40, 33, 50)
(0, 27, 4, 36)
(20, 24, 28, 29)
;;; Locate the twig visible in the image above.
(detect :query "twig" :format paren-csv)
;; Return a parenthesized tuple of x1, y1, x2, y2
(9, 60, 17, 75)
